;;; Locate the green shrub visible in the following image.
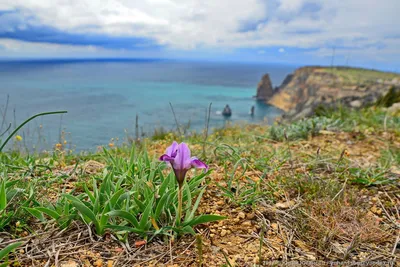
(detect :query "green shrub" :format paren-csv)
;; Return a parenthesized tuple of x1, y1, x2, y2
(375, 86, 400, 107)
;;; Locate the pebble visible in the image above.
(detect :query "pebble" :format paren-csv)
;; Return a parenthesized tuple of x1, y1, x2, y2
(238, 212, 246, 219)
(371, 206, 382, 215)
(60, 261, 78, 267)
(94, 259, 103, 267)
(242, 221, 252, 227)
(221, 229, 228, 237)
(275, 200, 295, 209)
(247, 213, 255, 220)
(306, 253, 317, 261)
(216, 200, 224, 205)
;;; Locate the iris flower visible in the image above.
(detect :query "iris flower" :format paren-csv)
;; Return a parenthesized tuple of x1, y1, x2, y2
(159, 141, 208, 187)
(160, 141, 208, 222)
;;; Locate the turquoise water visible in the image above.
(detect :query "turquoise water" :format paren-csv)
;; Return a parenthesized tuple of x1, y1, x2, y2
(0, 59, 296, 151)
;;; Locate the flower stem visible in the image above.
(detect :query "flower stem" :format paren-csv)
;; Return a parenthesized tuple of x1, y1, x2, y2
(177, 183, 183, 224)
(0, 110, 67, 152)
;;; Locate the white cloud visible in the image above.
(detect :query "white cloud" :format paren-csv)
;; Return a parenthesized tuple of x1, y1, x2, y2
(0, 38, 99, 56)
(278, 0, 306, 12)
(278, 48, 285, 53)
(0, 0, 399, 65)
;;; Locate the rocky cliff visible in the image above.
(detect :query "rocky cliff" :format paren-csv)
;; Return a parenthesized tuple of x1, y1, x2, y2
(259, 66, 400, 119)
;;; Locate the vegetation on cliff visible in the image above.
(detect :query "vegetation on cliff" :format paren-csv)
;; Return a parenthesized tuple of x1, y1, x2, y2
(258, 66, 400, 120)
(0, 103, 399, 266)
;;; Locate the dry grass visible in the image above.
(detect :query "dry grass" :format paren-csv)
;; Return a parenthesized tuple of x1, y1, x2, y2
(1, 110, 400, 266)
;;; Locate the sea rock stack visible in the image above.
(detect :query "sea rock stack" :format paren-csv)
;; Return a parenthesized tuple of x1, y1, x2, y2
(255, 74, 274, 101)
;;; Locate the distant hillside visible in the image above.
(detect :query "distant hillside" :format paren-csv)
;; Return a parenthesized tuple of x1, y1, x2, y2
(256, 66, 400, 119)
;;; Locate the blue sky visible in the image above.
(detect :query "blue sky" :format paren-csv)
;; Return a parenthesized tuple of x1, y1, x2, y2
(0, 0, 399, 71)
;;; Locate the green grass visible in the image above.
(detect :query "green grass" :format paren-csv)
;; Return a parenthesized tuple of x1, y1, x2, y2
(321, 67, 400, 84)
(1, 105, 399, 265)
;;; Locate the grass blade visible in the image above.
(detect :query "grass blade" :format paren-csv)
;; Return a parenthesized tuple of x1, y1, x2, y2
(183, 215, 226, 227)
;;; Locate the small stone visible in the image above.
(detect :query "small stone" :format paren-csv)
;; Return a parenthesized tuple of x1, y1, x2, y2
(371, 206, 382, 215)
(305, 253, 316, 261)
(233, 218, 240, 223)
(61, 261, 79, 267)
(210, 234, 215, 238)
(216, 200, 224, 206)
(246, 213, 255, 220)
(221, 229, 228, 237)
(275, 200, 295, 209)
(94, 259, 103, 267)
(242, 221, 252, 227)
(238, 212, 246, 219)
(350, 100, 362, 108)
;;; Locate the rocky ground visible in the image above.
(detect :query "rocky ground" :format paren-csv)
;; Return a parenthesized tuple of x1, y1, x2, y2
(1, 108, 400, 266)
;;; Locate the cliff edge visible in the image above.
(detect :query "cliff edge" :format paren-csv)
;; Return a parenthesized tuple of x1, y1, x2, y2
(259, 66, 400, 119)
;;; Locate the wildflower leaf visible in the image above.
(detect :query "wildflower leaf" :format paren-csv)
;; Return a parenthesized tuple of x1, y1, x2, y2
(63, 194, 102, 234)
(106, 225, 144, 235)
(24, 207, 46, 222)
(186, 187, 206, 222)
(139, 198, 153, 230)
(0, 242, 23, 261)
(0, 181, 6, 211)
(154, 193, 170, 221)
(183, 214, 226, 227)
(107, 210, 139, 228)
(184, 182, 192, 220)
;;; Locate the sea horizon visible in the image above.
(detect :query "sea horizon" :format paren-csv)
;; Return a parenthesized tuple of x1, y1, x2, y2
(0, 59, 296, 152)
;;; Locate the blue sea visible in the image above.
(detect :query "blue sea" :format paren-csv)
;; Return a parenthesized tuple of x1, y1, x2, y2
(0, 59, 296, 151)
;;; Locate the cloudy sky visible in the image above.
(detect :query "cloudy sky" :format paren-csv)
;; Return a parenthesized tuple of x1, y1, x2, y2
(0, 0, 399, 70)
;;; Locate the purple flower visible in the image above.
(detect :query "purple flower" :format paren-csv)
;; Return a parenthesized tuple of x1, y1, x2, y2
(159, 141, 208, 186)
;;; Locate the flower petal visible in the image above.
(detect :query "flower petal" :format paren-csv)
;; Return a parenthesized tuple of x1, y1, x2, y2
(190, 157, 208, 171)
(166, 141, 179, 157)
(173, 142, 191, 170)
(159, 154, 174, 162)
